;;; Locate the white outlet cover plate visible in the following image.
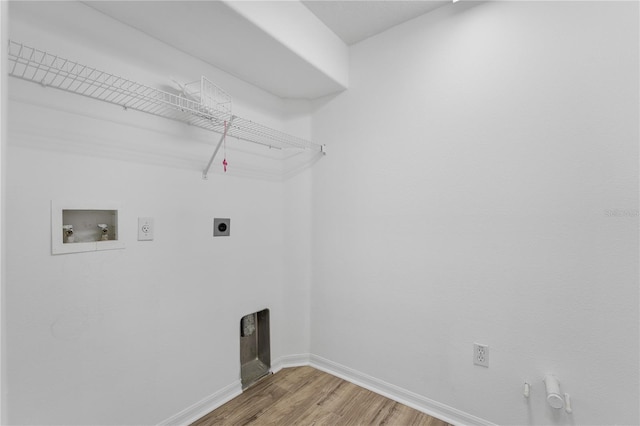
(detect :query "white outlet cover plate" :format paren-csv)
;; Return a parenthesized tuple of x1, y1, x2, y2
(138, 217, 154, 241)
(474, 343, 489, 368)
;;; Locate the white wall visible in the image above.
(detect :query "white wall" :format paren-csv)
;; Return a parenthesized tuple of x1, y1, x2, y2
(311, 2, 639, 425)
(5, 1, 639, 425)
(5, 2, 313, 424)
(0, 1, 8, 423)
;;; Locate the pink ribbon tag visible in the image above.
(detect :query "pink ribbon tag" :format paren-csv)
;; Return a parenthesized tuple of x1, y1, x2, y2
(223, 158, 228, 172)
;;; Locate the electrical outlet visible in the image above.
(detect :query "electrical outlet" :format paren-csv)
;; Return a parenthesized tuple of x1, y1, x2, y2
(474, 343, 489, 367)
(138, 217, 154, 241)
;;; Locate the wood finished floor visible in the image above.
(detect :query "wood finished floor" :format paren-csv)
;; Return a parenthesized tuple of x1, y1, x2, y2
(192, 366, 451, 426)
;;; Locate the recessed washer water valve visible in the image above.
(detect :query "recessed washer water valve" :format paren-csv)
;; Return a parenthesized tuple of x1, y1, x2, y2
(63, 225, 74, 243)
(97, 224, 109, 241)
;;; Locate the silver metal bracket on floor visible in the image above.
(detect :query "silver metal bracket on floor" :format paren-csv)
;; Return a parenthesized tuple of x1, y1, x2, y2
(202, 116, 235, 180)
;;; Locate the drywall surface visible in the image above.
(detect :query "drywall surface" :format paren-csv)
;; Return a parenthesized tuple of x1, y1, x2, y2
(0, 1, 8, 423)
(311, 2, 639, 425)
(225, 0, 349, 90)
(282, 100, 315, 357)
(5, 2, 312, 424)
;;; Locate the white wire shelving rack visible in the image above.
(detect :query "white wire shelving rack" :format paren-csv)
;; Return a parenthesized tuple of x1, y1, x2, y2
(7, 40, 325, 178)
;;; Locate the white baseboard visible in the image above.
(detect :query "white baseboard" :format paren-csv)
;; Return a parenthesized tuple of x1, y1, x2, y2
(271, 353, 311, 373)
(308, 354, 495, 426)
(159, 353, 492, 426)
(157, 380, 242, 426)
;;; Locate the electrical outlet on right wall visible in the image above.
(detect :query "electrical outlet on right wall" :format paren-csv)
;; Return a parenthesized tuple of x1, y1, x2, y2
(474, 343, 489, 367)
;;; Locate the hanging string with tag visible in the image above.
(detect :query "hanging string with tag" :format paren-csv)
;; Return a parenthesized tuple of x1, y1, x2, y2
(222, 120, 228, 172)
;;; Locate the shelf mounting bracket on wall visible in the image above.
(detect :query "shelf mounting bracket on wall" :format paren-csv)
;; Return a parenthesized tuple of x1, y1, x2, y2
(203, 116, 235, 180)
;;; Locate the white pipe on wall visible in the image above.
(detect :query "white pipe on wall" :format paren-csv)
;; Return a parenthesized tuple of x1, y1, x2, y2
(544, 374, 565, 410)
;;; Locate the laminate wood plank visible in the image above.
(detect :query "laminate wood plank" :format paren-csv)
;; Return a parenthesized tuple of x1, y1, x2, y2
(339, 389, 392, 426)
(323, 381, 364, 418)
(195, 378, 288, 425)
(387, 402, 450, 426)
(207, 374, 276, 417)
(366, 399, 399, 426)
(313, 378, 354, 410)
(282, 374, 351, 425)
(255, 372, 343, 425)
(288, 404, 343, 426)
(191, 366, 451, 426)
(274, 366, 326, 393)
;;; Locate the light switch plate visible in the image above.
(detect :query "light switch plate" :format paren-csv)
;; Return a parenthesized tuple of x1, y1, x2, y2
(138, 217, 154, 241)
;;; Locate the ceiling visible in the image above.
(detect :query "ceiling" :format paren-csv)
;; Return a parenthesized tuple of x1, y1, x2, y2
(302, 1, 449, 46)
(85, 1, 450, 99)
(87, 1, 349, 99)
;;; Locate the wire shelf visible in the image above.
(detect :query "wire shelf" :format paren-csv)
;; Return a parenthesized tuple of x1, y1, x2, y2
(7, 40, 321, 154)
(183, 76, 232, 117)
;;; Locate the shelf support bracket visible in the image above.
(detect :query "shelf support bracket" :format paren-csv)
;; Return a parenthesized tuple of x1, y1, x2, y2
(203, 116, 235, 180)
